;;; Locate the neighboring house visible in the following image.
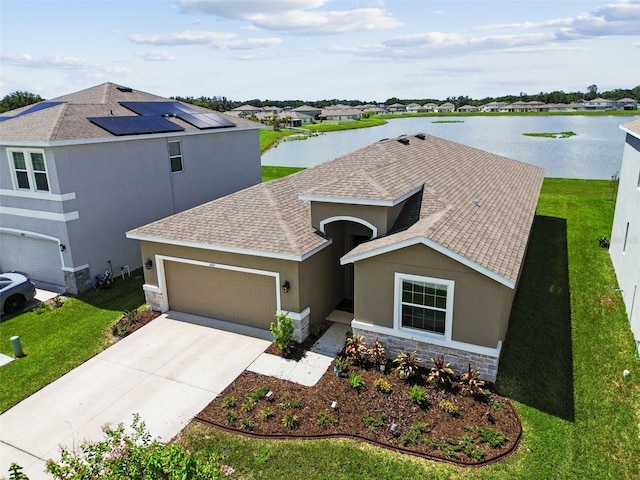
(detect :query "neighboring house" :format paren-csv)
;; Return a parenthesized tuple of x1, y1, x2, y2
(319, 108, 363, 121)
(457, 105, 479, 113)
(481, 102, 509, 112)
(229, 104, 264, 116)
(616, 98, 638, 110)
(423, 103, 438, 112)
(127, 133, 544, 381)
(437, 103, 455, 113)
(584, 98, 616, 110)
(388, 103, 407, 113)
(610, 119, 640, 345)
(255, 111, 313, 126)
(0, 83, 261, 293)
(405, 103, 423, 113)
(291, 105, 322, 119)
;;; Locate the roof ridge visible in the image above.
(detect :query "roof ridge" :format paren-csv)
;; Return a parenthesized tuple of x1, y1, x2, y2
(263, 183, 304, 255)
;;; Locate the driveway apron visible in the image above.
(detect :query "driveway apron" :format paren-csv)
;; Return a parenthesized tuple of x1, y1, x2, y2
(0, 314, 269, 480)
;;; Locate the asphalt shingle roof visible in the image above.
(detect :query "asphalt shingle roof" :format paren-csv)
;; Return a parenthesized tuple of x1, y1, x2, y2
(0, 82, 257, 142)
(129, 133, 544, 286)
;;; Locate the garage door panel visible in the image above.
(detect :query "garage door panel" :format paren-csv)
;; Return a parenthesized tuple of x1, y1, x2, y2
(0, 233, 64, 286)
(165, 261, 277, 330)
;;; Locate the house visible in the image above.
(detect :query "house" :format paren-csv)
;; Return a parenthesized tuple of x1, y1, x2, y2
(319, 108, 363, 121)
(291, 105, 322, 119)
(457, 105, 479, 113)
(229, 104, 264, 116)
(616, 98, 638, 110)
(584, 98, 616, 110)
(481, 102, 509, 112)
(437, 103, 455, 113)
(127, 133, 544, 381)
(255, 111, 313, 127)
(0, 83, 261, 293)
(388, 103, 407, 113)
(610, 119, 640, 346)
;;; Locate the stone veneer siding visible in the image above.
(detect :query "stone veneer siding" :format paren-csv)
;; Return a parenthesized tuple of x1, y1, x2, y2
(144, 288, 165, 312)
(352, 324, 500, 382)
(64, 266, 92, 294)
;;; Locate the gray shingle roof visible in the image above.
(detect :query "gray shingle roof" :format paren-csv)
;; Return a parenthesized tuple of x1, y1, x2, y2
(0, 82, 257, 142)
(622, 118, 640, 136)
(128, 134, 544, 285)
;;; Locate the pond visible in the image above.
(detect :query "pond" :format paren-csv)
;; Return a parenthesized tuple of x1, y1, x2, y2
(261, 115, 639, 179)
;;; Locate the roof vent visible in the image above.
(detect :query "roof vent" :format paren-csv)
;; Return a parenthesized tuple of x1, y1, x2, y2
(397, 137, 410, 145)
(415, 133, 426, 140)
(117, 86, 133, 92)
(473, 199, 481, 207)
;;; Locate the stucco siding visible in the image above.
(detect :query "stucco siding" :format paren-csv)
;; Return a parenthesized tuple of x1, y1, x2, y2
(311, 202, 399, 237)
(610, 132, 640, 341)
(354, 243, 513, 348)
(139, 241, 300, 313)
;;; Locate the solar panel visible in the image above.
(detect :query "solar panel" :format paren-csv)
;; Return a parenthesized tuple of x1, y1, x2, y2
(177, 112, 235, 129)
(120, 101, 194, 117)
(88, 116, 184, 136)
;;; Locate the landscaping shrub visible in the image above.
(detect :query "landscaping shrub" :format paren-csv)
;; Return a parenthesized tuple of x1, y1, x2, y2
(394, 350, 422, 381)
(428, 356, 455, 388)
(374, 377, 393, 394)
(410, 385, 428, 406)
(270, 312, 295, 353)
(401, 422, 429, 446)
(438, 399, 460, 416)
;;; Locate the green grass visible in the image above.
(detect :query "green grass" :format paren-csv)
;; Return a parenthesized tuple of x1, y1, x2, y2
(0, 272, 146, 413)
(181, 178, 640, 479)
(260, 128, 297, 153)
(300, 117, 387, 132)
(523, 131, 576, 138)
(261, 166, 305, 182)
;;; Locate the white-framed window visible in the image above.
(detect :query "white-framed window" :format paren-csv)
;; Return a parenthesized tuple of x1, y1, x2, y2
(394, 273, 454, 340)
(168, 140, 183, 173)
(8, 149, 50, 192)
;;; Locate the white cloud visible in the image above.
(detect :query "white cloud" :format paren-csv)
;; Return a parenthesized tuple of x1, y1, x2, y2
(1, 53, 93, 70)
(135, 50, 177, 62)
(179, 0, 402, 35)
(128, 30, 282, 49)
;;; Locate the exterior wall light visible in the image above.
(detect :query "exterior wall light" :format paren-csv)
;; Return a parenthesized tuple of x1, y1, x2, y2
(59, 244, 66, 252)
(282, 280, 290, 293)
(145, 259, 153, 270)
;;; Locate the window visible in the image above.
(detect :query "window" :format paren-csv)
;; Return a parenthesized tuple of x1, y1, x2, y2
(395, 273, 454, 339)
(168, 141, 183, 173)
(9, 149, 50, 192)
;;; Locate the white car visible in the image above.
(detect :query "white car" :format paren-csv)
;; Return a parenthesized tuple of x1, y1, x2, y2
(0, 272, 37, 316)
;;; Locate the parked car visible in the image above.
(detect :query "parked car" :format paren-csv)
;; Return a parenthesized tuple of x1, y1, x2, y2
(0, 272, 37, 315)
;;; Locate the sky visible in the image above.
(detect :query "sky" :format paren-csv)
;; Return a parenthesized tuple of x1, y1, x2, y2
(1, 0, 639, 103)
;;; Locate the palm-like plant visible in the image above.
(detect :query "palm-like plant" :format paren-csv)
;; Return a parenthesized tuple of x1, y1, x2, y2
(394, 350, 422, 381)
(460, 364, 485, 396)
(428, 356, 455, 388)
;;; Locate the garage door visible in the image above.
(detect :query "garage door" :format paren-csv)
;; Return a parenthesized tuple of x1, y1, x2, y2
(0, 233, 65, 286)
(165, 261, 277, 330)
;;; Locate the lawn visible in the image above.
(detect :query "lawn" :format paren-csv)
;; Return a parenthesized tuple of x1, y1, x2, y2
(260, 128, 297, 153)
(0, 272, 146, 413)
(1, 179, 639, 479)
(261, 166, 305, 182)
(300, 117, 386, 132)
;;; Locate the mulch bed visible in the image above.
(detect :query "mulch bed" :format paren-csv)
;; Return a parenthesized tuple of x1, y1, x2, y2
(195, 356, 522, 466)
(112, 309, 161, 338)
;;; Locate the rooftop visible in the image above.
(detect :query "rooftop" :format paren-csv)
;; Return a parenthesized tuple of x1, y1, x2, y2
(128, 133, 544, 286)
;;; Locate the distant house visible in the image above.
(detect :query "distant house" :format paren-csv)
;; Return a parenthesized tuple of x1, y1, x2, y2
(256, 111, 313, 126)
(405, 103, 423, 113)
(0, 83, 261, 293)
(584, 98, 616, 110)
(437, 103, 455, 113)
(616, 98, 638, 110)
(610, 118, 640, 346)
(319, 108, 363, 121)
(457, 105, 479, 113)
(127, 133, 544, 381)
(229, 104, 264, 116)
(423, 103, 438, 112)
(481, 101, 509, 112)
(388, 103, 407, 113)
(292, 105, 322, 119)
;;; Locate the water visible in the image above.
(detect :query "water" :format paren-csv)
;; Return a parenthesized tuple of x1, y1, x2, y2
(261, 115, 639, 179)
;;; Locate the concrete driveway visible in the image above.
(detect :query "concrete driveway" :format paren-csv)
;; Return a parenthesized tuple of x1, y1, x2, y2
(0, 313, 270, 480)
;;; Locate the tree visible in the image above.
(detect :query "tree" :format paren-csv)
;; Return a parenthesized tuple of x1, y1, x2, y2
(0, 91, 44, 113)
(586, 84, 599, 100)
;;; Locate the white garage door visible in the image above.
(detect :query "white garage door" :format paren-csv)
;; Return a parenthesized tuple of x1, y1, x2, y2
(0, 233, 65, 286)
(165, 261, 277, 330)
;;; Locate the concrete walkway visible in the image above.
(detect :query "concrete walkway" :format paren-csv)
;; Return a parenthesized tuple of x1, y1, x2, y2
(0, 314, 270, 480)
(248, 323, 349, 386)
